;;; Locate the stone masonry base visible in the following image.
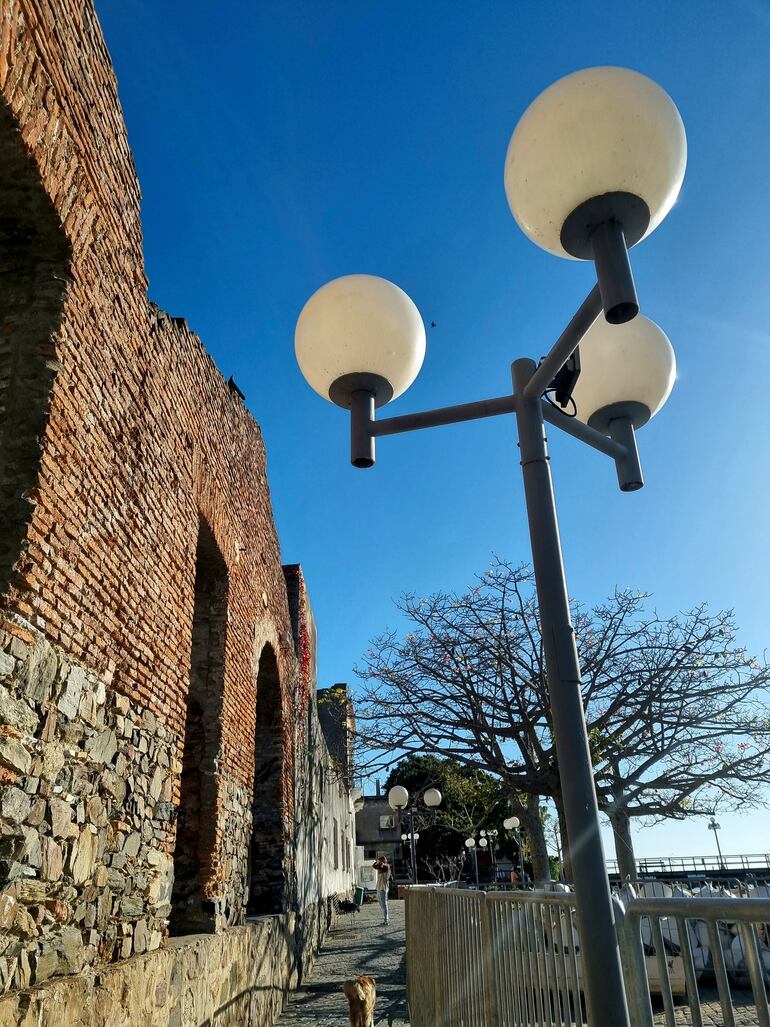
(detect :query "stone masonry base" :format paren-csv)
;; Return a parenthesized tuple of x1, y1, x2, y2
(0, 910, 324, 1027)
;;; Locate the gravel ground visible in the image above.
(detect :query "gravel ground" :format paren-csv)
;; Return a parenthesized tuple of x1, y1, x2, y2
(275, 899, 407, 1025)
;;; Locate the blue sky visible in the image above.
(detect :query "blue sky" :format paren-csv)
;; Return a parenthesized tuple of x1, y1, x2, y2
(96, 0, 770, 861)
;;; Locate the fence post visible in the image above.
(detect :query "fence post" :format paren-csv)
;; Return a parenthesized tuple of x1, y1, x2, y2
(615, 900, 654, 1027)
(480, 891, 497, 1027)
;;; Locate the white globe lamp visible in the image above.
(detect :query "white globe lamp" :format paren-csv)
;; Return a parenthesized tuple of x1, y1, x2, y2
(465, 837, 475, 849)
(423, 788, 442, 809)
(479, 837, 488, 848)
(387, 785, 409, 811)
(295, 274, 425, 408)
(571, 316, 676, 432)
(504, 67, 686, 324)
(503, 817, 520, 831)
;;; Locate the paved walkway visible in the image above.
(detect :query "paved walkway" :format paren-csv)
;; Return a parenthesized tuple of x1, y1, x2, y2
(276, 899, 407, 1025)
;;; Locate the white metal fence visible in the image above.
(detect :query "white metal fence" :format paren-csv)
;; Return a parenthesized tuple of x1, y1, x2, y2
(405, 886, 770, 1026)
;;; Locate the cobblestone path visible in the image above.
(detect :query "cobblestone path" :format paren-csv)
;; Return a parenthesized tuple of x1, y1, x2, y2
(276, 900, 407, 1025)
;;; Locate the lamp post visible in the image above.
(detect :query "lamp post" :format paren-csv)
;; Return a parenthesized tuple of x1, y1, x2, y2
(464, 837, 480, 888)
(503, 816, 526, 886)
(388, 785, 442, 884)
(296, 67, 686, 1027)
(708, 817, 725, 869)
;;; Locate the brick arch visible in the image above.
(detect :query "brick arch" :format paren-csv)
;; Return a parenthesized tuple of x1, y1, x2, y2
(169, 516, 229, 935)
(0, 98, 71, 598)
(247, 641, 287, 915)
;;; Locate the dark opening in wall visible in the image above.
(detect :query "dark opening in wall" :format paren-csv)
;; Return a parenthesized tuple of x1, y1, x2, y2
(170, 518, 228, 935)
(247, 643, 285, 915)
(0, 99, 71, 598)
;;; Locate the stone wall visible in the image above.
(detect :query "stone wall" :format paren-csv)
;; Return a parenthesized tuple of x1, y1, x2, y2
(0, 912, 312, 1027)
(0, 0, 355, 1021)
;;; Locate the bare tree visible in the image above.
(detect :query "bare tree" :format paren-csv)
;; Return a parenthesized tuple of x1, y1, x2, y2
(355, 560, 770, 881)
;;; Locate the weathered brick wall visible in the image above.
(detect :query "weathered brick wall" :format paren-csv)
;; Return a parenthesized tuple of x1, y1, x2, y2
(0, 0, 353, 1009)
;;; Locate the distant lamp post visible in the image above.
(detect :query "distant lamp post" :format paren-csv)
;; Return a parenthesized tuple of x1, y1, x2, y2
(464, 837, 479, 888)
(423, 788, 442, 810)
(297, 66, 687, 1026)
(504, 816, 526, 885)
(388, 785, 442, 884)
(708, 817, 725, 869)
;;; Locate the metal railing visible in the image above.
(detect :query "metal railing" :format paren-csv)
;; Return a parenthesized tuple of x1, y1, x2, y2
(606, 853, 770, 876)
(405, 886, 770, 1026)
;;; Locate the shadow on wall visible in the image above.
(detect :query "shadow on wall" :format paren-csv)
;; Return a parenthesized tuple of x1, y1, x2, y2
(0, 99, 71, 597)
(248, 643, 285, 916)
(170, 517, 229, 936)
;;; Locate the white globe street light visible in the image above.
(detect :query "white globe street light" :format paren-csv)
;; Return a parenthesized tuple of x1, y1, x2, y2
(503, 817, 520, 831)
(572, 316, 676, 432)
(504, 66, 686, 324)
(295, 66, 687, 1027)
(464, 838, 475, 849)
(295, 273, 425, 410)
(479, 837, 488, 849)
(423, 788, 442, 809)
(387, 785, 409, 811)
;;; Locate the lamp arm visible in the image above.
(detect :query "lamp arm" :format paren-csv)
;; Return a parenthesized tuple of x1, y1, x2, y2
(523, 284, 602, 401)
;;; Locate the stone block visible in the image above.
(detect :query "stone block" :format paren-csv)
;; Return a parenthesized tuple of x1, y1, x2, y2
(0, 786, 31, 824)
(0, 737, 31, 776)
(57, 668, 86, 720)
(85, 728, 117, 765)
(20, 639, 58, 703)
(40, 836, 64, 882)
(69, 828, 97, 884)
(0, 688, 38, 737)
(49, 796, 74, 838)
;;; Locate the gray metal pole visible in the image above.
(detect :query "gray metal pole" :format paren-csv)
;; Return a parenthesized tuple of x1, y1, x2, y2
(473, 846, 479, 887)
(714, 826, 725, 869)
(409, 809, 418, 885)
(512, 357, 630, 1026)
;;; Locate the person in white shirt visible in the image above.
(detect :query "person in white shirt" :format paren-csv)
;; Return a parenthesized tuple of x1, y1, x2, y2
(373, 857, 391, 925)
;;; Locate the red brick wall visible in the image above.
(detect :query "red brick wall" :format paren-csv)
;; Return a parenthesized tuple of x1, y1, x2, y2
(0, 0, 297, 794)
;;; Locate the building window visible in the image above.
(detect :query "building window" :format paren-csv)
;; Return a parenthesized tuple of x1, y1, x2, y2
(379, 814, 395, 832)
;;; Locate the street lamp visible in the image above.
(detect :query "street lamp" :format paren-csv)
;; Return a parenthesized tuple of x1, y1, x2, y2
(708, 817, 725, 869)
(464, 837, 480, 888)
(296, 66, 686, 1027)
(503, 816, 526, 885)
(387, 785, 442, 884)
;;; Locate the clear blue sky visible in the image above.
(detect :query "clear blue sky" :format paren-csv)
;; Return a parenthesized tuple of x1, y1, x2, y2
(96, 0, 770, 860)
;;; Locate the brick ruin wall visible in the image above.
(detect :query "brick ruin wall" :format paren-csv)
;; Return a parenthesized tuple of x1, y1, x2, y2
(0, 0, 354, 1015)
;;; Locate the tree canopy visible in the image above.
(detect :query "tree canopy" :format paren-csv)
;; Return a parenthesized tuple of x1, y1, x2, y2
(355, 560, 770, 879)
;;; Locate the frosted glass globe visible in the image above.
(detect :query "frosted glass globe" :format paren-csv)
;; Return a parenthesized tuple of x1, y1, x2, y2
(388, 785, 409, 810)
(423, 788, 442, 808)
(295, 274, 426, 407)
(504, 67, 687, 259)
(503, 817, 520, 830)
(465, 838, 475, 848)
(571, 315, 676, 430)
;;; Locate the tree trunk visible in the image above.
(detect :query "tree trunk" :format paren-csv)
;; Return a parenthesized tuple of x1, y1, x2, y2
(609, 809, 637, 881)
(520, 794, 551, 884)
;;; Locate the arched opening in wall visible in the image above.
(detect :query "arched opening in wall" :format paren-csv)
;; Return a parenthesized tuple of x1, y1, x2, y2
(0, 99, 71, 598)
(247, 643, 286, 915)
(170, 518, 228, 936)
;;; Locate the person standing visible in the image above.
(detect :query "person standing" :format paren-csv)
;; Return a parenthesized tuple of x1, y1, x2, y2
(373, 856, 391, 925)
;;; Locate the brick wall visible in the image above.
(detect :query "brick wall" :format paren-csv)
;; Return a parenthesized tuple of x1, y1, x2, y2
(0, 0, 353, 1009)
